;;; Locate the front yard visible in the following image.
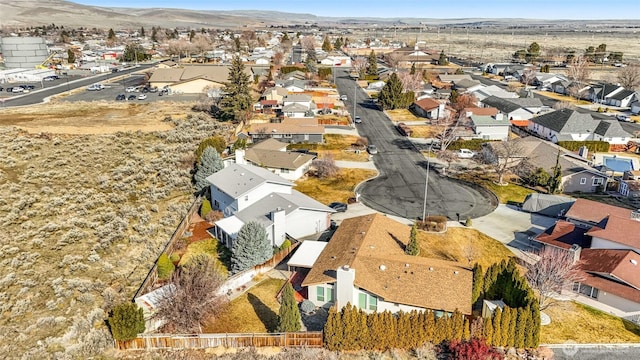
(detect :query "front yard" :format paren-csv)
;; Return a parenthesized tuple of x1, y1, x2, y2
(294, 168, 377, 204)
(456, 172, 535, 204)
(385, 109, 422, 123)
(541, 301, 640, 344)
(288, 134, 369, 162)
(534, 90, 592, 105)
(417, 227, 513, 269)
(203, 278, 285, 333)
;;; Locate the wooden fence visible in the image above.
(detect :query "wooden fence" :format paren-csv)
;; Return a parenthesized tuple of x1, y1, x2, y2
(115, 332, 323, 350)
(133, 197, 202, 299)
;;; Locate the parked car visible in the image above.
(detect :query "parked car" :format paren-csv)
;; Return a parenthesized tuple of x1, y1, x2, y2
(0, 86, 3, 91)
(616, 114, 632, 122)
(328, 202, 348, 212)
(7, 87, 23, 93)
(340, 95, 348, 101)
(115, 94, 126, 101)
(148, 86, 158, 93)
(127, 95, 137, 101)
(367, 145, 378, 155)
(138, 94, 147, 100)
(457, 149, 476, 158)
(20, 85, 36, 90)
(87, 83, 104, 91)
(354, 116, 362, 124)
(125, 86, 136, 93)
(397, 122, 412, 136)
(43, 75, 59, 81)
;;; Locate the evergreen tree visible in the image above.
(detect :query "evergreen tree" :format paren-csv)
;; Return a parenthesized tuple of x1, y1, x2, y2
(324, 306, 340, 350)
(397, 311, 412, 348)
(379, 72, 413, 110)
(530, 302, 541, 348)
(277, 283, 301, 332)
(195, 135, 227, 161)
(381, 310, 396, 350)
(483, 316, 494, 345)
(108, 302, 145, 341)
(410, 62, 416, 75)
(107, 28, 116, 42)
(367, 312, 385, 350)
(424, 310, 435, 343)
(340, 304, 359, 350)
(333, 37, 343, 50)
(438, 50, 449, 65)
(451, 310, 465, 341)
(190, 29, 196, 42)
(405, 223, 420, 255)
(151, 27, 157, 42)
(67, 49, 75, 64)
(140, 26, 145, 37)
(515, 307, 527, 349)
(472, 263, 484, 304)
(500, 306, 510, 347)
(507, 306, 517, 346)
(463, 318, 471, 341)
(548, 150, 563, 194)
(322, 35, 332, 52)
(450, 89, 459, 104)
(231, 221, 272, 273)
(366, 50, 378, 76)
(491, 308, 502, 347)
(355, 309, 369, 350)
(219, 54, 252, 122)
(156, 253, 175, 280)
(194, 147, 224, 192)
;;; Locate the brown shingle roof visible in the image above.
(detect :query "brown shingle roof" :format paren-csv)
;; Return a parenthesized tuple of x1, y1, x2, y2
(463, 107, 498, 116)
(251, 138, 288, 151)
(248, 119, 324, 135)
(566, 198, 632, 224)
(586, 215, 640, 249)
(534, 221, 591, 249)
(302, 213, 473, 314)
(414, 98, 441, 111)
(580, 249, 640, 290)
(580, 272, 640, 303)
(244, 148, 315, 170)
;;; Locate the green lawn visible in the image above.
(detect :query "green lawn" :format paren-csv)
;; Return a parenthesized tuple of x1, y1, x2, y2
(203, 278, 285, 333)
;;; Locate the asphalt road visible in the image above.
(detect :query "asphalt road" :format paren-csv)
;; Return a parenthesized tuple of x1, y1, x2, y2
(2, 63, 156, 107)
(551, 347, 640, 360)
(335, 69, 496, 220)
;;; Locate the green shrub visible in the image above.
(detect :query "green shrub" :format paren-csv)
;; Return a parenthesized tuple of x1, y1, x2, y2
(279, 239, 292, 251)
(200, 199, 212, 217)
(108, 302, 145, 341)
(597, 107, 604, 113)
(195, 136, 226, 162)
(169, 253, 180, 263)
(448, 139, 492, 151)
(465, 218, 472, 227)
(157, 253, 175, 280)
(557, 141, 610, 152)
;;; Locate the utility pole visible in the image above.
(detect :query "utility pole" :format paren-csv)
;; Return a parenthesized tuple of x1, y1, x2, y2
(422, 144, 433, 221)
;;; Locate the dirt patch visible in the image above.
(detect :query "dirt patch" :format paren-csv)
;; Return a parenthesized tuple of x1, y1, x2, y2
(0, 100, 195, 134)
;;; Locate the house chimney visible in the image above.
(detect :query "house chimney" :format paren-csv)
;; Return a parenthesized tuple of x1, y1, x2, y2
(235, 149, 246, 165)
(569, 244, 582, 264)
(336, 265, 356, 310)
(270, 208, 286, 247)
(495, 113, 504, 121)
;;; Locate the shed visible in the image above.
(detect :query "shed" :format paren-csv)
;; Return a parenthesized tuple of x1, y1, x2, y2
(135, 284, 176, 333)
(521, 193, 575, 217)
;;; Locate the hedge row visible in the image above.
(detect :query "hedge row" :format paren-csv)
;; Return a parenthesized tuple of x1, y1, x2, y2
(448, 139, 493, 151)
(557, 141, 610, 152)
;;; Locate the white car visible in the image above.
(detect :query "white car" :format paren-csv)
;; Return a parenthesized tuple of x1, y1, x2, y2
(87, 83, 104, 91)
(340, 95, 348, 101)
(457, 149, 476, 159)
(354, 116, 362, 124)
(138, 94, 147, 100)
(125, 86, 136, 93)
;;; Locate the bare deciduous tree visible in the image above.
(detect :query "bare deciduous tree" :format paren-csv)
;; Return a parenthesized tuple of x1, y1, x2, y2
(154, 254, 227, 333)
(462, 237, 479, 265)
(300, 36, 316, 52)
(566, 56, 590, 84)
(480, 139, 526, 185)
(553, 101, 577, 110)
(617, 65, 640, 91)
(273, 51, 285, 66)
(351, 57, 367, 76)
(521, 68, 537, 88)
(191, 34, 211, 63)
(385, 52, 402, 70)
(451, 93, 479, 114)
(524, 246, 584, 310)
(312, 154, 339, 179)
(397, 71, 423, 93)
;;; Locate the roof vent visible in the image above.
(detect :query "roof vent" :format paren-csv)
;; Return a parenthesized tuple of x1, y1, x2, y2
(405, 263, 410, 268)
(429, 267, 434, 271)
(240, 172, 245, 176)
(379, 265, 386, 271)
(631, 259, 638, 266)
(342, 265, 350, 270)
(361, 231, 366, 235)
(454, 271, 459, 275)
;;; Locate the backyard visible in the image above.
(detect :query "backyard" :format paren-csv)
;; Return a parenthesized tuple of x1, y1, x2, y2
(294, 168, 377, 204)
(541, 301, 640, 344)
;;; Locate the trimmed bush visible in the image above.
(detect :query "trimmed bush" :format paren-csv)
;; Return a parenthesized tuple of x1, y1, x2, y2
(108, 302, 145, 341)
(448, 139, 492, 151)
(300, 300, 315, 314)
(157, 253, 175, 280)
(200, 199, 212, 217)
(169, 253, 180, 263)
(279, 239, 292, 251)
(557, 140, 610, 153)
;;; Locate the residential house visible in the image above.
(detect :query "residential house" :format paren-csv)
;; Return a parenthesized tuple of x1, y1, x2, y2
(480, 96, 542, 121)
(301, 213, 473, 315)
(471, 85, 519, 103)
(156, 60, 180, 69)
(485, 136, 609, 193)
(235, 138, 315, 181)
(533, 199, 640, 321)
(467, 113, 511, 140)
(262, 86, 289, 102)
(206, 162, 334, 248)
(452, 79, 483, 93)
(411, 97, 446, 120)
(619, 171, 640, 199)
(587, 83, 624, 104)
(275, 79, 308, 93)
(532, 73, 568, 89)
(631, 101, 640, 114)
(281, 94, 315, 118)
(528, 109, 632, 145)
(438, 74, 472, 84)
(248, 118, 324, 144)
(608, 90, 638, 108)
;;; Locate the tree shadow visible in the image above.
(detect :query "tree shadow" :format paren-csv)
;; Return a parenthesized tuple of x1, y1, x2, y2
(388, 232, 406, 252)
(247, 293, 278, 333)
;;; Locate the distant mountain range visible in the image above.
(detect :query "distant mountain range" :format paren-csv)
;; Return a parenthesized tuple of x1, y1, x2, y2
(2, 0, 640, 29)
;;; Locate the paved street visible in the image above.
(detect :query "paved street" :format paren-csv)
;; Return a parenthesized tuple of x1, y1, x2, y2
(335, 69, 496, 220)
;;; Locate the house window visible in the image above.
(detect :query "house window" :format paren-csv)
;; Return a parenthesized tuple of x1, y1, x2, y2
(369, 296, 377, 311)
(358, 293, 377, 311)
(580, 178, 587, 185)
(244, 195, 249, 201)
(574, 282, 598, 299)
(358, 293, 367, 309)
(317, 287, 325, 302)
(284, 134, 293, 138)
(326, 287, 333, 302)
(592, 178, 604, 186)
(281, 168, 289, 173)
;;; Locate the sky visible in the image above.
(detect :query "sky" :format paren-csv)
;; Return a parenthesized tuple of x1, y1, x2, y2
(72, 0, 639, 20)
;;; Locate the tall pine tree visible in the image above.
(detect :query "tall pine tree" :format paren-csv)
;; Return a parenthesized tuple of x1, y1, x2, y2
(472, 263, 484, 304)
(219, 54, 252, 122)
(483, 316, 494, 345)
(230, 221, 272, 273)
(492, 308, 502, 347)
(366, 50, 378, 77)
(405, 223, 420, 255)
(194, 147, 223, 192)
(379, 72, 412, 110)
(548, 150, 563, 194)
(277, 283, 301, 332)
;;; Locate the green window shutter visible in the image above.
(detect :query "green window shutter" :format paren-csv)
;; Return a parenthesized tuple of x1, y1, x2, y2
(358, 293, 367, 309)
(317, 286, 325, 302)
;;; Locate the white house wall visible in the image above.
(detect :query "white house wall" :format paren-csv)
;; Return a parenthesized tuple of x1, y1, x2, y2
(308, 284, 336, 308)
(590, 237, 640, 253)
(507, 108, 534, 120)
(475, 125, 510, 140)
(285, 209, 330, 239)
(211, 186, 237, 214)
(596, 291, 640, 313)
(593, 135, 630, 145)
(240, 182, 292, 210)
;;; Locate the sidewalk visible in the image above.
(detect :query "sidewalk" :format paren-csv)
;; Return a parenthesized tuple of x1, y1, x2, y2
(335, 160, 377, 170)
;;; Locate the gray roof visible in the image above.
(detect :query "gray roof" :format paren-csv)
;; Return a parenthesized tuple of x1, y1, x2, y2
(593, 83, 622, 97)
(480, 96, 521, 114)
(503, 137, 596, 177)
(530, 109, 597, 134)
(234, 190, 334, 227)
(205, 163, 292, 198)
(471, 115, 511, 127)
(508, 97, 543, 108)
(283, 94, 312, 102)
(609, 89, 636, 101)
(282, 103, 310, 112)
(594, 120, 631, 138)
(244, 149, 316, 170)
(454, 79, 481, 89)
(439, 74, 472, 83)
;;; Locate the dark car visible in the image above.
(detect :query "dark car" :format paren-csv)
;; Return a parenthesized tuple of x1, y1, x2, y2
(127, 95, 137, 101)
(22, 85, 36, 90)
(116, 94, 126, 101)
(328, 202, 348, 212)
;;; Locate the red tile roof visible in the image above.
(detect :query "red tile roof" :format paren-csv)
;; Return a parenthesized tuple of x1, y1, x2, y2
(463, 107, 498, 116)
(510, 119, 529, 127)
(565, 198, 632, 224)
(534, 220, 591, 249)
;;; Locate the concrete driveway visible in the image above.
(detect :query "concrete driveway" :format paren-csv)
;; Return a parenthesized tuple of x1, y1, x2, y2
(472, 204, 557, 258)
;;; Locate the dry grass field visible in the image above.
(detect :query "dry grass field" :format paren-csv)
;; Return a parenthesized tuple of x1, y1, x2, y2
(0, 103, 234, 358)
(294, 168, 378, 204)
